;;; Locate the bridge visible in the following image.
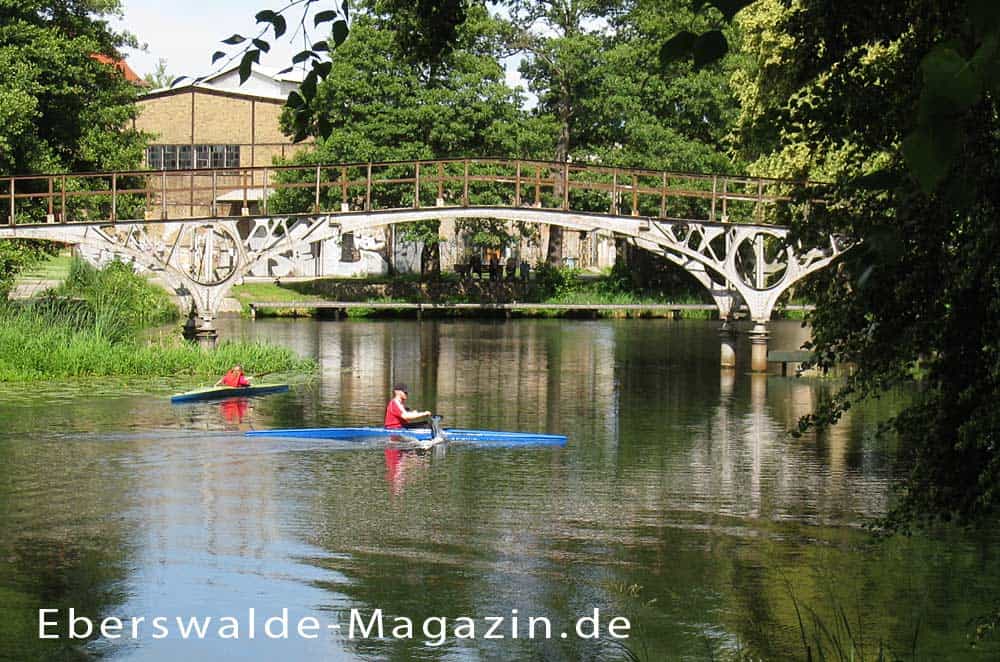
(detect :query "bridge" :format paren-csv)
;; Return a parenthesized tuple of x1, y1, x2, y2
(0, 157, 849, 370)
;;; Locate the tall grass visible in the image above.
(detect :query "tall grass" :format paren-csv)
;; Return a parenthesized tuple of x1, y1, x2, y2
(54, 258, 178, 339)
(0, 259, 312, 381)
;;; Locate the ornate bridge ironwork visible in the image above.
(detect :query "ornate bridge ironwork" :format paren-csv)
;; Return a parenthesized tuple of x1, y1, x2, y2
(0, 158, 848, 365)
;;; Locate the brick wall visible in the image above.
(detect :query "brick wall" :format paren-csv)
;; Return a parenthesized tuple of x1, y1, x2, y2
(136, 88, 304, 169)
(136, 93, 193, 143)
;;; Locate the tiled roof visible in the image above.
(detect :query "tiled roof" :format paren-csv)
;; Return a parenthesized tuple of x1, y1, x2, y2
(91, 54, 146, 85)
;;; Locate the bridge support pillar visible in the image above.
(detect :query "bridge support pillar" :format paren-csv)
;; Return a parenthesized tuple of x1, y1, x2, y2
(719, 319, 737, 370)
(749, 321, 769, 373)
(183, 312, 218, 349)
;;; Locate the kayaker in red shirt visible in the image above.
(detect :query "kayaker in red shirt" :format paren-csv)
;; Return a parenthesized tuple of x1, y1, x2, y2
(384, 383, 431, 429)
(216, 365, 251, 388)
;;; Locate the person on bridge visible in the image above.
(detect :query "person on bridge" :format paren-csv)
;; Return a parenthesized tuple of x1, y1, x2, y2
(216, 365, 251, 388)
(384, 383, 431, 429)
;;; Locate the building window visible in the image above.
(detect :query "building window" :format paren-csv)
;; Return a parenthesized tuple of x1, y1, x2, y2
(148, 146, 162, 170)
(196, 145, 210, 169)
(178, 145, 193, 170)
(211, 145, 226, 168)
(161, 145, 177, 170)
(225, 145, 241, 168)
(146, 144, 242, 170)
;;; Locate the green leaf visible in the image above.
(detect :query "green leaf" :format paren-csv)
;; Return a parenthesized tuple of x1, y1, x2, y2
(315, 10, 339, 27)
(312, 41, 331, 53)
(921, 45, 980, 109)
(969, 0, 1000, 34)
(317, 114, 333, 139)
(221, 34, 246, 45)
(313, 61, 332, 79)
(211, 51, 226, 64)
(300, 70, 318, 100)
(705, 0, 755, 21)
(332, 20, 349, 47)
(659, 31, 697, 68)
(255, 10, 286, 38)
(238, 50, 260, 84)
(292, 50, 316, 64)
(286, 90, 305, 109)
(252, 38, 271, 54)
(856, 264, 875, 289)
(848, 169, 901, 191)
(969, 33, 1000, 85)
(901, 128, 955, 193)
(693, 31, 729, 69)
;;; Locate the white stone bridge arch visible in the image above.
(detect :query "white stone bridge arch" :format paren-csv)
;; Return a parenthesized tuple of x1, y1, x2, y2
(0, 158, 850, 368)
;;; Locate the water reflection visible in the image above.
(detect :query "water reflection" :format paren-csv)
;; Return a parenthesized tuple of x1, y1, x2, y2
(0, 319, 996, 660)
(218, 398, 254, 431)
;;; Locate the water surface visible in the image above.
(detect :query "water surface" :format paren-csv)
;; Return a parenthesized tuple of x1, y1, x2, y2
(1, 319, 997, 660)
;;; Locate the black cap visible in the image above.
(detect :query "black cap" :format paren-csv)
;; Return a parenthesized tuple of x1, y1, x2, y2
(393, 383, 408, 394)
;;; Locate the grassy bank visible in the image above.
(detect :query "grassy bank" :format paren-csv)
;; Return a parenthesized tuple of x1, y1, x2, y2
(0, 260, 312, 381)
(231, 266, 813, 320)
(16, 250, 73, 281)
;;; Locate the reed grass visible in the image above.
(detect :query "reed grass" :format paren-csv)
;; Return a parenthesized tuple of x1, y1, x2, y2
(0, 259, 312, 381)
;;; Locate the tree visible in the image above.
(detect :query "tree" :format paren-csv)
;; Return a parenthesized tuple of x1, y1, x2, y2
(587, 0, 740, 173)
(271, 3, 530, 275)
(143, 58, 172, 89)
(500, 0, 620, 264)
(730, 0, 1000, 530)
(0, 0, 147, 293)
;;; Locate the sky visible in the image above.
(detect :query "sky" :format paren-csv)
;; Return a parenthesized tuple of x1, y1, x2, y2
(112, 0, 527, 92)
(112, 0, 337, 80)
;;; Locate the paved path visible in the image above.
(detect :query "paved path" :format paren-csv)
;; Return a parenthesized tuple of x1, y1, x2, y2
(7, 279, 60, 299)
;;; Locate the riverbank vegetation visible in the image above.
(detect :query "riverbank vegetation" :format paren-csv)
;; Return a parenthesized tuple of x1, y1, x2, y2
(230, 270, 716, 319)
(0, 259, 311, 381)
(230, 263, 810, 320)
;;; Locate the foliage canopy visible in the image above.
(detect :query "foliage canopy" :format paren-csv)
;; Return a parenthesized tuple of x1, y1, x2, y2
(0, 0, 146, 292)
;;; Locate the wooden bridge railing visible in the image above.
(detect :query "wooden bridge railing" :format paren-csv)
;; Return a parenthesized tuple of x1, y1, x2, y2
(0, 157, 810, 227)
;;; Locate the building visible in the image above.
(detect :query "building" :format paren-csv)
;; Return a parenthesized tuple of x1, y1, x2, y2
(130, 64, 614, 279)
(135, 64, 311, 174)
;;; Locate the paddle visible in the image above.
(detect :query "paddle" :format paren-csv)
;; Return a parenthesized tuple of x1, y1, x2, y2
(429, 414, 445, 442)
(249, 369, 278, 382)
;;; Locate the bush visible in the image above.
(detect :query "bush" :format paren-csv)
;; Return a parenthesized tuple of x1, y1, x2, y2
(55, 258, 178, 341)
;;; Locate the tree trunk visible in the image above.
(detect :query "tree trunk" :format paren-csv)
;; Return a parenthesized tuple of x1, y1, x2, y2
(421, 240, 441, 279)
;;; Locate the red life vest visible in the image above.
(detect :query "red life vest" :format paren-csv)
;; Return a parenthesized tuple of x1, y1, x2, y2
(221, 370, 249, 387)
(384, 399, 406, 429)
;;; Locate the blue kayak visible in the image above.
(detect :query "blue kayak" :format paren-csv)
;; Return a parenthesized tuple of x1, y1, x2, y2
(170, 383, 289, 403)
(245, 426, 567, 447)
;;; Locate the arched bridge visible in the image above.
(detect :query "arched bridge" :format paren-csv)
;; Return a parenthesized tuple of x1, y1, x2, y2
(0, 158, 849, 368)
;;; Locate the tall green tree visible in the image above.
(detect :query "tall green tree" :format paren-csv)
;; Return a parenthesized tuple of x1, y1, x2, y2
(588, 0, 739, 173)
(143, 58, 172, 89)
(0, 0, 146, 292)
(502, 0, 619, 264)
(732, 0, 1000, 530)
(0, 0, 145, 175)
(275, 2, 530, 274)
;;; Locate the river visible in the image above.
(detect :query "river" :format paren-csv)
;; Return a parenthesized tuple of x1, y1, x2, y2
(1, 319, 997, 660)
